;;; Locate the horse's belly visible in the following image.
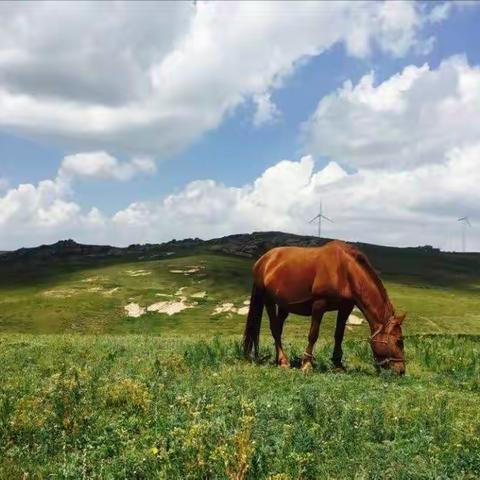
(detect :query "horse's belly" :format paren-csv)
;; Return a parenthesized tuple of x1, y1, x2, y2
(278, 297, 344, 317)
(284, 300, 313, 316)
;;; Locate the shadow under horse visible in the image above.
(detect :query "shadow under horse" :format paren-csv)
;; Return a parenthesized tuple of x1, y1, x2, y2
(243, 240, 406, 375)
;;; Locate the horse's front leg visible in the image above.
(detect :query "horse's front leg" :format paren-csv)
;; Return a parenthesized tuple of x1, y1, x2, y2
(331, 302, 354, 372)
(302, 299, 325, 372)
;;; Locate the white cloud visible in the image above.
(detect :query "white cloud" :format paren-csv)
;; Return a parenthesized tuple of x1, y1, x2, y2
(344, 0, 420, 58)
(0, 1, 441, 155)
(109, 150, 479, 251)
(59, 151, 156, 181)
(252, 92, 281, 127)
(2, 148, 477, 251)
(0, 171, 113, 249)
(0, 176, 76, 230)
(428, 2, 451, 23)
(303, 55, 480, 170)
(0, 150, 156, 249)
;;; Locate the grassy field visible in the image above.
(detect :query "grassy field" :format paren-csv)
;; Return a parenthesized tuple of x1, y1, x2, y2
(0, 246, 479, 478)
(1, 335, 479, 479)
(0, 252, 479, 337)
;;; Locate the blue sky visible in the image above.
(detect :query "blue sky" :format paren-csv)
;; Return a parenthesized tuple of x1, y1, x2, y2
(0, 1, 479, 250)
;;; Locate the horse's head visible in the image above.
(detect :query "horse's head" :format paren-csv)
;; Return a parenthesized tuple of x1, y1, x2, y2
(370, 314, 406, 375)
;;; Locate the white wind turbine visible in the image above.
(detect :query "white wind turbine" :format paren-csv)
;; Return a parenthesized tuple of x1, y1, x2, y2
(308, 200, 333, 238)
(457, 216, 472, 252)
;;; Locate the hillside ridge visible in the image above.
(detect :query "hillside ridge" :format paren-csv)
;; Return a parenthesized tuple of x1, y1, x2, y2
(1, 231, 480, 261)
(1, 231, 458, 262)
(2, 231, 479, 288)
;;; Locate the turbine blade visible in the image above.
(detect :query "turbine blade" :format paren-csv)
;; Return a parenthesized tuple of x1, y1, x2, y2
(308, 214, 320, 223)
(321, 215, 334, 223)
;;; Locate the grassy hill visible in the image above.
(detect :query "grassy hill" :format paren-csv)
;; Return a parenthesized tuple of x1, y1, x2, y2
(0, 233, 479, 478)
(0, 231, 479, 336)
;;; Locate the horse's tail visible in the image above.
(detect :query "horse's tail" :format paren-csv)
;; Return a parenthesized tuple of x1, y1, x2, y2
(243, 283, 265, 358)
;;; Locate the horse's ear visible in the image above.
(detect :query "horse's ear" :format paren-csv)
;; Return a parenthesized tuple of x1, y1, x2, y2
(386, 313, 406, 334)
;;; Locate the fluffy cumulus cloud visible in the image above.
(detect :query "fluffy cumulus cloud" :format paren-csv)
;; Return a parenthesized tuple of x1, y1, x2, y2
(109, 148, 480, 251)
(1, 148, 479, 251)
(1, 3, 477, 251)
(0, 151, 154, 249)
(0, 176, 79, 241)
(295, 54, 480, 250)
(1, 50, 479, 251)
(0, 1, 441, 155)
(252, 93, 281, 127)
(303, 55, 480, 170)
(58, 152, 156, 181)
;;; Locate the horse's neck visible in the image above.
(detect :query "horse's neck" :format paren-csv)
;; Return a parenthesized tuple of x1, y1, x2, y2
(350, 264, 393, 331)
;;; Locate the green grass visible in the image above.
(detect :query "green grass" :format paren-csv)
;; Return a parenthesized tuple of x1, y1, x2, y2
(0, 334, 479, 479)
(0, 248, 479, 478)
(0, 254, 251, 335)
(0, 252, 479, 337)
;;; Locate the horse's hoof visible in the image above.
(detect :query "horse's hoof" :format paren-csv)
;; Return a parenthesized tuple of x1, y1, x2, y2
(277, 357, 290, 368)
(333, 365, 346, 373)
(301, 362, 313, 374)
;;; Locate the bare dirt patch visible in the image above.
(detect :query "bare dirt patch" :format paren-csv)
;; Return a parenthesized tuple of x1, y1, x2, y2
(346, 314, 364, 326)
(169, 265, 204, 275)
(191, 291, 206, 298)
(42, 289, 77, 298)
(103, 287, 120, 297)
(124, 303, 146, 318)
(87, 287, 104, 293)
(212, 303, 236, 315)
(126, 270, 152, 277)
(81, 277, 102, 283)
(125, 286, 202, 318)
(147, 297, 196, 316)
(104, 287, 120, 296)
(212, 302, 249, 315)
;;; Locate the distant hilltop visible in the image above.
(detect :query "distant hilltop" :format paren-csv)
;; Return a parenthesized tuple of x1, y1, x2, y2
(0, 231, 447, 264)
(1, 232, 479, 288)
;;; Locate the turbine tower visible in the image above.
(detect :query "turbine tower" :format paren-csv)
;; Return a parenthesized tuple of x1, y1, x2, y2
(458, 216, 471, 252)
(308, 200, 333, 238)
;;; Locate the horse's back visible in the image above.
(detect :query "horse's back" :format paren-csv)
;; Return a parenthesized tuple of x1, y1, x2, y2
(253, 242, 351, 306)
(254, 241, 348, 276)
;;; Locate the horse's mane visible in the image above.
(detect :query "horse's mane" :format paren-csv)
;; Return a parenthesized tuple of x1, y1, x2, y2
(342, 243, 392, 310)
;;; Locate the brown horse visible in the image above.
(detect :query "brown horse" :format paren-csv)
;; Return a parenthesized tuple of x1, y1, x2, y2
(243, 240, 406, 374)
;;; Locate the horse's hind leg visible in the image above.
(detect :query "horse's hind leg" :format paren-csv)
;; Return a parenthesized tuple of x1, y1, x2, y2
(302, 299, 326, 372)
(332, 302, 354, 371)
(266, 299, 290, 368)
(276, 308, 290, 367)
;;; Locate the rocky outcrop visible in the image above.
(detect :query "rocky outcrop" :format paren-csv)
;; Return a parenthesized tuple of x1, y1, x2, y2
(9, 239, 124, 260)
(204, 231, 330, 258)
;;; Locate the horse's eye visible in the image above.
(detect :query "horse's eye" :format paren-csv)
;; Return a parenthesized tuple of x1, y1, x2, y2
(397, 339, 404, 349)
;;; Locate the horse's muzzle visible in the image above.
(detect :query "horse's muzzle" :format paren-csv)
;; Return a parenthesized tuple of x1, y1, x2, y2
(390, 361, 406, 376)
(376, 358, 405, 375)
